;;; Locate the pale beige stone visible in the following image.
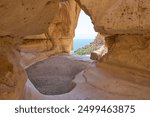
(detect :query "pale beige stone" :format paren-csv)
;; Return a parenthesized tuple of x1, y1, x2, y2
(24, 56, 150, 100)
(102, 35, 150, 71)
(75, 0, 150, 72)
(19, 0, 80, 56)
(75, 0, 150, 35)
(0, 0, 60, 37)
(0, 38, 27, 99)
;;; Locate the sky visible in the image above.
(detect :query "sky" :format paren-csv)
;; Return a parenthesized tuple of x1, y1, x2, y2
(74, 10, 97, 39)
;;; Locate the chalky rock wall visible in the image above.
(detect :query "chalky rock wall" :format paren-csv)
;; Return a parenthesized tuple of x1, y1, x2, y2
(0, 0, 80, 99)
(75, 0, 150, 71)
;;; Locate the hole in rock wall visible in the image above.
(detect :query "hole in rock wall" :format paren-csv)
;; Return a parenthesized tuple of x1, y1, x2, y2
(25, 10, 106, 96)
(72, 10, 100, 55)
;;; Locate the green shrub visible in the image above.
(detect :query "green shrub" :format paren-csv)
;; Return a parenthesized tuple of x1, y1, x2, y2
(74, 44, 96, 55)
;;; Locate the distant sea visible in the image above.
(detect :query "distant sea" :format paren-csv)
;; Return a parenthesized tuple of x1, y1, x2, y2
(73, 39, 94, 51)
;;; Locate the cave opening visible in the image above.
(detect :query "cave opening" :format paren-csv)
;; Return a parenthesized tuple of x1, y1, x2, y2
(72, 10, 98, 55)
(24, 9, 107, 96)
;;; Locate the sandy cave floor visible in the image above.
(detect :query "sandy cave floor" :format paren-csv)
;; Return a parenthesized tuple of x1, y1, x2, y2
(24, 55, 150, 100)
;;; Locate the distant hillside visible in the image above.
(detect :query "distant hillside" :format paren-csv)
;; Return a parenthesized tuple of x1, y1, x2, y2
(74, 33, 104, 55)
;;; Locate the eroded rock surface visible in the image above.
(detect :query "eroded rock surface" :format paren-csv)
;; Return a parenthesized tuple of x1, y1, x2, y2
(75, 0, 150, 35)
(76, 0, 150, 71)
(0, 38, 27, 99)
(19, 0, 80, 67)
(0, 0, 60, 37)
(0, 0, 80, 99)
(102, 35, 150, 71)
(19, 0, 80, 55)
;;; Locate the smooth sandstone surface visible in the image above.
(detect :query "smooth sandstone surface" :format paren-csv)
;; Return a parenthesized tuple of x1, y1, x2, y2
(24, 55, 150, 100)
(26, 56, 90, 95)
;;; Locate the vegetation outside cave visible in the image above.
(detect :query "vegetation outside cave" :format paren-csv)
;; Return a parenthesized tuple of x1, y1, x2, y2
(74, 34, 104, 55)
